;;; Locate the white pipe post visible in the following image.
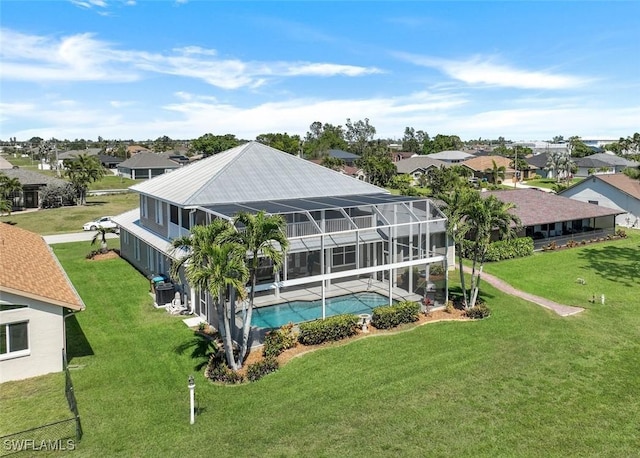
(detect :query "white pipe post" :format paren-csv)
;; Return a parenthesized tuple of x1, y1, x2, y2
(188, 375, 195, 425)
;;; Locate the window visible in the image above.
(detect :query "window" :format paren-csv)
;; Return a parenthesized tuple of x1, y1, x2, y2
(333, 246, 356, 266)
(141, 196, 148, 218)
(155, 200, 164, 225)
(134, 238, 140, 261)
(0, 321, 29, 358)
(170, 205, 179, 225)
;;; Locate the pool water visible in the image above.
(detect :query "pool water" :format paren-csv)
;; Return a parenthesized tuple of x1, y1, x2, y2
(248, 292, 393, 329)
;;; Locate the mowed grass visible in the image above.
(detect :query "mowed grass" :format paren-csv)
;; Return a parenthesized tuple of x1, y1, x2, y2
(1, 239, 639, 456)
(523, 177, 582, 189)
(0, 193, 138, 235)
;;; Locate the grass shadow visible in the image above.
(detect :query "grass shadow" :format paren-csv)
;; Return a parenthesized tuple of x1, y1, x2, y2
(577, 244, 640, 287)
(174, 332, 219, 372)
(65, 313, 94, 362)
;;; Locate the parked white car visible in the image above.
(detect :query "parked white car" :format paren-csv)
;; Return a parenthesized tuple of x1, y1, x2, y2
(83, 216, 119, 232)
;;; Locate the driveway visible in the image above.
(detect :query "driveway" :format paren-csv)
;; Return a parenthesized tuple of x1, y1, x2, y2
(43, 232, 119, 244)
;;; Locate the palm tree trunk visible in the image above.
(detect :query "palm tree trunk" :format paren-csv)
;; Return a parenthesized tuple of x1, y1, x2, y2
(219, 290, 238, 371)
(239, 271, 257, 364)
(456, 241, 468, 307)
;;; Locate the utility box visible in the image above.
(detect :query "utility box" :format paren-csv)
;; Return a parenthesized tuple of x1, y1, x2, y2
(155, 283, 175, 307)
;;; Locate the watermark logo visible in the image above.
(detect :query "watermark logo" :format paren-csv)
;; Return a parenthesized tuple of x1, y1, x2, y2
(2, 439, 76, 452)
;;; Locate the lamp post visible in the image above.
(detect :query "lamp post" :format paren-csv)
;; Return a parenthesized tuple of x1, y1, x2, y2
(188, 375, 195, 425)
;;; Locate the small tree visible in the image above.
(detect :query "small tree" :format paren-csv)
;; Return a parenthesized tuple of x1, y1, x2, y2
(91, 227, 118, 253)
(64, 154, 105, 205)
(484, 160, 506, 185)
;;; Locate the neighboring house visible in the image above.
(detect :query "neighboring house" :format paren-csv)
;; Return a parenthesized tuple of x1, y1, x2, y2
(483, 189, 622, 249)
(573, 153, 639, 177)
(425, 150, 474, 163)
(558, 174, 640, 228)
(127, 145, 152, 156)
(525, 152, 552, 178)
(0, 168, 68, 210)
(461, 155, 516, 183)
(0, 223, 85, 383)
(324, 149, 360, 166)
(394, 156, 450, 185)
(390, 152, 416, 163)
(97, 154, 123, 169)
(117, 152, 181, 180)
(114, 142, 450, 334)
(159, 152, 190, 166)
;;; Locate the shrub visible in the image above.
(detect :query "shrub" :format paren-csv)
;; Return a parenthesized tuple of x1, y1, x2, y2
(445, 300, 455, 314)
(39, 182, 77, 208)
(616, 229, 628, 238)
(466, 304, 491, 319)
(247, 357, 279, 382)
(429, 264, 445, 276)
(263, 323, 298, 359)
(298, 314, 360, 346)
(462, 237, 534, 261)
(371, 301, 420, 330)
(205, 348, 244, 384)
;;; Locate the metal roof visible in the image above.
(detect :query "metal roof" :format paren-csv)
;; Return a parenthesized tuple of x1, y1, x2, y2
(131, 141, 387, 206)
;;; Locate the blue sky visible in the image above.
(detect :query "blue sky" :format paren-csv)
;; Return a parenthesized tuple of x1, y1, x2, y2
(1, 1, 639, 143)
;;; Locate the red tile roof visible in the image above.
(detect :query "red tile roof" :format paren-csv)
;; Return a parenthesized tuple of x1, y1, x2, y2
(484, 189, 622, 227)
(0, 223, 85, 310)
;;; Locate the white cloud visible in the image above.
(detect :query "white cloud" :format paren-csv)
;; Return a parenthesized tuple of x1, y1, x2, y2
(396, 53, 590, 90)
(0, 28, 382, 89)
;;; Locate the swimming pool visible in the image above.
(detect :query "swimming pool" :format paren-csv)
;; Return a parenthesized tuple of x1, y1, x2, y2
(248, 292, 393, 329)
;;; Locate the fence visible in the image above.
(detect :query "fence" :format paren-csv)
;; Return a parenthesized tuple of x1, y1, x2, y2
(0, 351, 82, 456)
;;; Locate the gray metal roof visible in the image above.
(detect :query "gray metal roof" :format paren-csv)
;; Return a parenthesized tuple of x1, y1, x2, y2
(118, 152, 181, 170)
(131, 141, 387, 206)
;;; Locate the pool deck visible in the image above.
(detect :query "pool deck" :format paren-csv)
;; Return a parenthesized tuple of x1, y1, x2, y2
(252, 277, 424, 308)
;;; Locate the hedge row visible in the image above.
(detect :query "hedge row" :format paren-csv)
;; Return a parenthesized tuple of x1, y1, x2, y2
(462, 237, 534, 262)
(297, 314, 360, 345)
(371, 301, 420, 330)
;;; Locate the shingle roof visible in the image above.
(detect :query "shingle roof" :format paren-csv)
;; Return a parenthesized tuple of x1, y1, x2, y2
(484, 189, 622, 227)
(561, 173, 640, 201)
(131, 141, 387, 206)
(0, 169, 67, 186)
(118, 152, 181, 169)
(395, 156, 449, 174)
(0, 156, 13, 169)
(461, 155, 514, 172)
(526, 153, 551, 168)
(327, 149, 360, 160)
(0, 223, 84, 310)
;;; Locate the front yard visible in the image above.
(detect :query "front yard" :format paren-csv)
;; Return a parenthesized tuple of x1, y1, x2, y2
(1, 234, 640, 456)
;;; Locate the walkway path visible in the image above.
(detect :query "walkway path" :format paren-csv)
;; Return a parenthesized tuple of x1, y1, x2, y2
(462, 266, 584, 317)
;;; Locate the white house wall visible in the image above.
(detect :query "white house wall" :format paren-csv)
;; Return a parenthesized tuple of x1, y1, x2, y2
(1, 292, 65, 383)
(562, 179, 640, 227)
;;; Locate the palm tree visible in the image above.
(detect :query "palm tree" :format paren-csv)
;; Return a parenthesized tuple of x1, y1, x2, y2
(170, 221, 249, 370)
(229, 211, 289, 364)
(64, 154, 105, 205)
(91, 227, 118, 253)
(0, 174, 22, 211)
(465, 195, 521, 308)
(438, 186, 477, 307)
(484, 160, 506, 185)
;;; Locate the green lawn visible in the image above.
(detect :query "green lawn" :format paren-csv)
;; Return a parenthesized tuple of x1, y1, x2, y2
(523, 177, 582, 189)
(0, 193, 139, 235)
(1, 238, 639, 456)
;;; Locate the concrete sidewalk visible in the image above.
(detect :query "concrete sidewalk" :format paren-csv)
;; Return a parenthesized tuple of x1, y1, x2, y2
(43, 232, 119, 244)
(462, 266, 584, 317)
